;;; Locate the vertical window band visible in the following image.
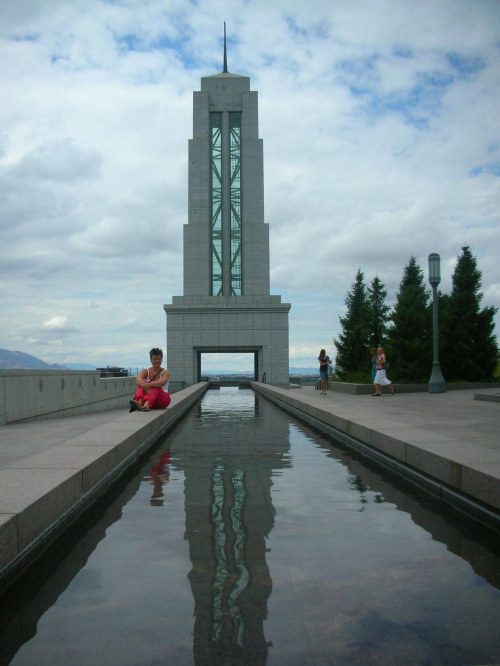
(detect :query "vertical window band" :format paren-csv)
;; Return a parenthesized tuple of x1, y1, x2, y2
(229, 112, 242, 295)
(210, 113, 223, 296)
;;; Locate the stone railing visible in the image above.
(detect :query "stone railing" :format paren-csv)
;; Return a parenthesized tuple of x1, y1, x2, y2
(0, 370, 137, 424)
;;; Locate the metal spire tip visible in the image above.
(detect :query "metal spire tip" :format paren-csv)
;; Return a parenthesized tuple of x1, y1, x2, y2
(223, 22, 228, 73)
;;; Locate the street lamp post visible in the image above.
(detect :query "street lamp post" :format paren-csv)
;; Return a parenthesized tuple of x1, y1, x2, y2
(428, 253, 447, 393)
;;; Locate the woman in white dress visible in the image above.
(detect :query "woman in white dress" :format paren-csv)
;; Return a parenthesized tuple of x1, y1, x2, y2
(373, 347, 395, 396)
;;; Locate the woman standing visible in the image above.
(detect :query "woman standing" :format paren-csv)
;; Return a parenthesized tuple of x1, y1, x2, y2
(370, 347, 377, 382)
(318, 349, 332, 395)
(373, 347, 395, 396)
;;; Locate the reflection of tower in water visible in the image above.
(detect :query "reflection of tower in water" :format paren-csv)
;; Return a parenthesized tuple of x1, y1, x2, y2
(177, 390, 291, 664)
(212, 467, 247, 646)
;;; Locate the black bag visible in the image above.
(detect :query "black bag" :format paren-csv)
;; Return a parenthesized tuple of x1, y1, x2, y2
(382, 362, 390, 370)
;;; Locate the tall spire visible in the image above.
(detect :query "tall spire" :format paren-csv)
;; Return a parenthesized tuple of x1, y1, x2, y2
(223, 22, 228, 73)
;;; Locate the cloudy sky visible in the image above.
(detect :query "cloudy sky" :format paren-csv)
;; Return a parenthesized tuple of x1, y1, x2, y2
(1, 0, 499, 372)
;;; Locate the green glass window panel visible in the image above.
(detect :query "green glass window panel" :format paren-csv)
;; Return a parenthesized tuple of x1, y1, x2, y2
(210, 113, 223, 296)
(229, 113, 242, 295)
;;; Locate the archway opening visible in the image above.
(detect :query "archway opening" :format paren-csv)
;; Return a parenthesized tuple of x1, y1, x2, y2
(199, 352, 257, 381)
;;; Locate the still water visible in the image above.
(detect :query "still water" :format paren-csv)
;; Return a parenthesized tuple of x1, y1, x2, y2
(2, 388, 500, 665)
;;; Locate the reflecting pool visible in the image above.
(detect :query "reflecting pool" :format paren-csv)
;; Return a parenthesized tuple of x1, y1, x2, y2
(1, 388, 500, 665)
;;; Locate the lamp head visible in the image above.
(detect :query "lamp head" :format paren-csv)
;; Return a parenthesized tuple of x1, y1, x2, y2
(428, 253, 441, 286)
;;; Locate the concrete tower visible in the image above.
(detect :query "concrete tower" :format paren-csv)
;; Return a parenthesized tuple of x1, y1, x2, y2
(164, 32, 290, 389)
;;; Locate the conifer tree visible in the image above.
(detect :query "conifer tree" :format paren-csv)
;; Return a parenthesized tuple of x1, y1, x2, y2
(386, 256, 432, 382)
(440, 246, 498, 381)
(334, 269, 370, 378)
(367, 275, 390, 349)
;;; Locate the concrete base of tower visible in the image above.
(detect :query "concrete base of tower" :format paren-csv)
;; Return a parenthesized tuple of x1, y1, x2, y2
(164, 295, 291, 390)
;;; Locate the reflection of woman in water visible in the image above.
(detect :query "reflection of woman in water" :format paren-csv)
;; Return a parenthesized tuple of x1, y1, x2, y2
(144, 450, 171, 506)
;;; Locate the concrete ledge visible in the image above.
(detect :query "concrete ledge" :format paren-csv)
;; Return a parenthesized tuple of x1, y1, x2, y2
(0, 382, 208, 586)
(326, 381, 499, 395)
(252, 382, 500, 530)
(474, 391, 500, 403)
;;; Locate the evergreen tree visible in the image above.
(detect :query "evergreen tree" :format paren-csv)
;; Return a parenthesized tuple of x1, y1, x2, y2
(334, 269, 370, 378)
(367, 275, 390, 349)
(386, 256, 432, 382)
(440, 246, 498, 381)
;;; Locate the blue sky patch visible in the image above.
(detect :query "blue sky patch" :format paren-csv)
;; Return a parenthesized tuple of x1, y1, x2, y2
(393, 45, 413, 59)
(418, 70, 454, 89)
(336, 54, 380, 77)
(285, 16, 308, 39)
(9, 34, 39, 42)
(284, 16, 329, 40)
(336, 58, 453, 128)
(117, 34, 145, 52)
(446, 52, 485, 79)
(113, 28, 202, 70)
(471, 163, 500, 177)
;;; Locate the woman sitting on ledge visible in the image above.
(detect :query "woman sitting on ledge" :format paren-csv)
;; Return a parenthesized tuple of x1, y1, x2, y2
(130, 348, 171, 412)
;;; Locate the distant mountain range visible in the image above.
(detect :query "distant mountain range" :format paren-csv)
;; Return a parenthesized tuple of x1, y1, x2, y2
(0, 348, 322, 375)
(0, 347, 68, 370)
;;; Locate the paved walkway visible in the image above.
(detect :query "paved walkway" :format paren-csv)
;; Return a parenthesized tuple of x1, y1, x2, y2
(1, 383, 499, 586)
(0, 410, 128, 469)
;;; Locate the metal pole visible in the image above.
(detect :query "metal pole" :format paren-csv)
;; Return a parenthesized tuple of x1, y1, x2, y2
(428, 273, 447, 393)
(432, 284, 439, 363)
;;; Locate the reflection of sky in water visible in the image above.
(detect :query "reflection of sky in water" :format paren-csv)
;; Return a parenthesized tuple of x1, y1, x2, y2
(198, 386, 258, 423)
(4, 388, 500, 666)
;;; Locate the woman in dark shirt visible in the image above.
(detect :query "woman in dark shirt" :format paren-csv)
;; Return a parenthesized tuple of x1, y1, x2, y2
(318, 349, 331, 395)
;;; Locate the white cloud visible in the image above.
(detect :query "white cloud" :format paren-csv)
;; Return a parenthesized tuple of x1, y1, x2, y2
(0, 0, 499, 370)
(41, 316, 79, 332)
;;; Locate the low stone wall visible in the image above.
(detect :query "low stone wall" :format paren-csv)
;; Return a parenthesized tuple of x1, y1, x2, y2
(326, 381, 499, 395)
(0, 370, 137, 424)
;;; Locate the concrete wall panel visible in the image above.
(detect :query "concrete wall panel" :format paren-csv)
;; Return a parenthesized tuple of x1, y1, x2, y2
(0, 371, 137, 425)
